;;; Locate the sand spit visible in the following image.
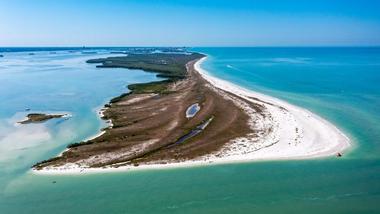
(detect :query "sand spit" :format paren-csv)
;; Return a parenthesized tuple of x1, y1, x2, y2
(34, 57, 351, 175)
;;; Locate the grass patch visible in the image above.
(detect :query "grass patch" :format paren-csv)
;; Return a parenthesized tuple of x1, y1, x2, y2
(87, 53, 204, 94)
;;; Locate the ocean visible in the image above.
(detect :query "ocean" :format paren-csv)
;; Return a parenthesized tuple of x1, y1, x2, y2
(0, 47, 379, 213)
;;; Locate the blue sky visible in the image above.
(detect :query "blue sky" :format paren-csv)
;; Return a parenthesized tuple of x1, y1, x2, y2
(1, 0, 380, 46)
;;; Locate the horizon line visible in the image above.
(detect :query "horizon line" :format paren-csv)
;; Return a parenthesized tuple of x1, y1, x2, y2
(1, 45, 380, 48)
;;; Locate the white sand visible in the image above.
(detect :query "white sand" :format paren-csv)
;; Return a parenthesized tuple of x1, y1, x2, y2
(33, 57, 351, 175)
(195, 57, 351, 161)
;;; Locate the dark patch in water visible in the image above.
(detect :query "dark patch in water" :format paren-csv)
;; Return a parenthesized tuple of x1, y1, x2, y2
(173, 116, 213, 145)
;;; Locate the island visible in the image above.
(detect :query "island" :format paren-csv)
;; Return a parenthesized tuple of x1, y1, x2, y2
(19, 113, 65, 124)
(33, 52, 350, 173)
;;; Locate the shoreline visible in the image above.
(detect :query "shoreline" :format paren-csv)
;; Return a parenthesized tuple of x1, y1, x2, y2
(33, 56, 351, 175)
(82, 105, 114, 142)
(195, 57, 351, 159)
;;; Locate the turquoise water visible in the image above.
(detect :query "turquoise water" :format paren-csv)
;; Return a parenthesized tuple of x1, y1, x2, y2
(195, 48, 380, 158)
(1, 48, 380, 213)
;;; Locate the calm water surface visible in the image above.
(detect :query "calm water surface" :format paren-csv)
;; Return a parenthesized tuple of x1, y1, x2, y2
(1, 48, 380, 213)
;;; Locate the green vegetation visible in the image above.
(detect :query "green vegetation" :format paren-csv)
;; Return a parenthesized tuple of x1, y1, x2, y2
(67, 141, 95, 148)
(55, 52, 205, 151)
(32, 157, 61, 168)
(128, 80, 171, 94)
(109, 92, 132, 103)
(87, 53, 204, 94)
(20, 113, 64, 124)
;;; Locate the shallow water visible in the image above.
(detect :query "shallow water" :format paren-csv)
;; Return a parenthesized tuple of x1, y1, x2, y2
(0, 49, 160, 197)
(1, 47, 380, 213)
(186, 103, 200, 118)
(174, 117, 213, 145)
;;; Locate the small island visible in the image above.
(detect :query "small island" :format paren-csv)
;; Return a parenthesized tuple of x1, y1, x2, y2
(19, 113, 65, 124)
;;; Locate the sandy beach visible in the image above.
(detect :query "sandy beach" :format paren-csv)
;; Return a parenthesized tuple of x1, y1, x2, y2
(195, 57, 351, 160)
(33, 56, 351, 175)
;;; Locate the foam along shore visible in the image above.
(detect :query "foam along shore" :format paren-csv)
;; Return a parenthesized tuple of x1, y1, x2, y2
(33, 57, 351, 175)
(195, 57, 351, 160)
